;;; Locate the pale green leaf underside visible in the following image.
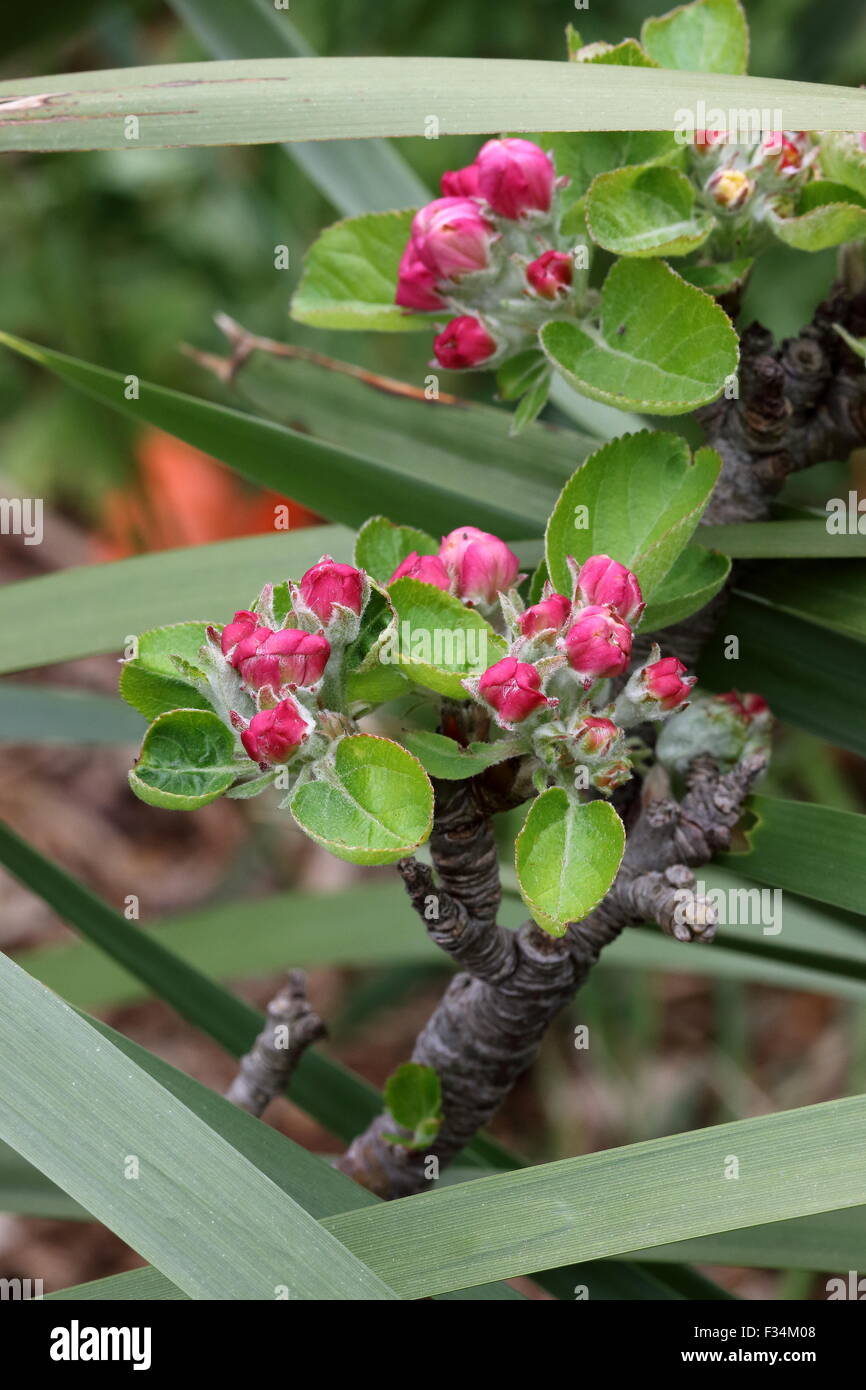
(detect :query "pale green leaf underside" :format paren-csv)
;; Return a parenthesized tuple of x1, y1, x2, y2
(291, 209, 429, 331)
(129, 709, 239, 810)
(641, 0, 749, 76)
(516, 790, 626, 936)
(587, 164, 714, 257)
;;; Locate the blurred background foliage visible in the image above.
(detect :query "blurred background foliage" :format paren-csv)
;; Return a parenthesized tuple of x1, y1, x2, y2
(1, 0, 865, 1297)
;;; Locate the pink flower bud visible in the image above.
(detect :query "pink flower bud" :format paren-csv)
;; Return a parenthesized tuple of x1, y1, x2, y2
(235, 628, 330, 691)
(573, 715, 620, 758)
(593, 759, 632, 795)
(561, 605, 632, 684)
(240, 698, 310, 766)
(299, 557, 364, 624)
(478, 656, 552, 724)
(440, 525, 520, 604)
(433, 315, 498, 370)
(440, 163, 480, 198)
(388, 551, 451, 590)
(519, 593, 571, 637)
(642, 657, 694, 711)
(395, 241, 447, 312)
(220, 610, 260, 658)
(575, 554, 645, 626)
(526, 250, 573, 299)
(411, 197, 495, 280)
(475, 138, 555, 219)
(717, 690, 770, 721)
(707, 167, 752, 210)
(761, 131, 803, 171)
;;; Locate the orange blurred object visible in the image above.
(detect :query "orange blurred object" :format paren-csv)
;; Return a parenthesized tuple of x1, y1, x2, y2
(91, 429, 317, 561)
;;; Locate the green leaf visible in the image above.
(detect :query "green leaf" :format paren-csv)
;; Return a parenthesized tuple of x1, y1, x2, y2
(576, 39, 660, 68)
(540, 131, 681, 207)
(718, 796, 866, 918)
(641, 545, 730, 630)
(816, 132, 866, 202)
(587, 165, 714, 258)
(677, 257, 753, 296)
(641, 0, 749, 75)
(386, 577, 506, 697)
(0, 333, 594, 544)
(0, 953, 396, 1300)
(545, 430, 721, 601)
(769, 198, 866, 252)
(129, 708, 240, 811)
(320, 1092, 866, 1298)
(0, 683, 144, 745)
(696, 518, 866, 559)
(354, 516, 438, 585)
(5, 59, 864, 154)
(540, 259, 738, 415)
(401, 730, 522, 781)
(120, 622, 214, 721)
(699, 594, 866, 759)
(167, 0, 431, 217)
(291, 734, 433, 866)
(738, 560, 866, 644)
(291, 209, 429, 331)
(383, 1062, 442, 1145)
(0, 526, 350, 675)
(515, 790, 626, 937)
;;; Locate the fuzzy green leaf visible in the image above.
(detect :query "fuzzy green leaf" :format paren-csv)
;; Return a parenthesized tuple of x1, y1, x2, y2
(291, 210, 427, 331)
(515, 791, 626, 937)
(129, 709, 239, 811)
(587, 165, 714, 258)
(641, 0, 749, 75)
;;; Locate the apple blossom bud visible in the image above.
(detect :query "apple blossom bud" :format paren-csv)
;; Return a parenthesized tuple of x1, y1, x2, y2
(440, 525, 520, 604)
(707, 167, 753, 210)
(388, 551, 451, 590)
(433, 315, 498, 369)
(761, 131, 803, 171)
(717, 690, 770, 721)
(235, 628, 330, 691)
(639, 656, 695, 712)
(395, 241, 447, 312)
(526, 250, 573, 299)
(475, 138, 555, 219)
(478, 656, 554, 724)
(575, 555, 645, 626)
(240, 698, 310, 765)
(440, 163, 480, 198)
(573, 715, 620, 758)
(592, 758, 632, 795)
(220, 610, 260, 658)
(411, 197, 495, 280)
(519, 593, 571, 637)
(299, 557, 364, 625)
(560, 605, 632, 684)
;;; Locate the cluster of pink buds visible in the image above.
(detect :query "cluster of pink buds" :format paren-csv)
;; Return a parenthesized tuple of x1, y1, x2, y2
(463, 553, 696, 796)
(209, 557, 368, 770)
(689, 129, 818, 219)
(390, 525, 523, 610)
(655, 688, 773, 777)
(394, 138, 578, 373)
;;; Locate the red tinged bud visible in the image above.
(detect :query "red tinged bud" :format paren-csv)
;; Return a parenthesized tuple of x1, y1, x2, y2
(395, 241, 447, 312)
(575, 555, 644, 626)
(220, 610, 260, 658)
(478, 656, 553, 724)
(440, 163, 481, 198)
(234, 628, 330, 691)
(439, 525, 520, 604)
(761, 131, 803, 171)
(519, 593, 571, 637)
(240, 699, 310, 766)
(475, 138, 555, 219)
(433, 315, 498, 369)
(641, 657, 694, 711)
(717, 690, 770, 721)
(573, 715, 620, 758)
(526, 250, 573, 299)
(411, 197, 495, 280)
(299, 557, 364, 624)
(560, 605, 632, 684)
(388, 551, 451, 590)
(707, 167, 752, 210)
